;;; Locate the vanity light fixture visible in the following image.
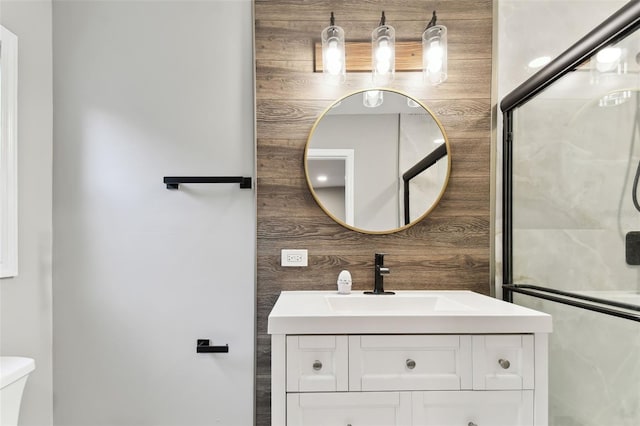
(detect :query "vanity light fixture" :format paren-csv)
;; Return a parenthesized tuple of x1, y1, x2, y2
(598, 89, 632, 107)
(422, 11, 448, 85)
(314, 10, 448, 85)
(371, 11, 395, 85)
(321, 12, 346, 84)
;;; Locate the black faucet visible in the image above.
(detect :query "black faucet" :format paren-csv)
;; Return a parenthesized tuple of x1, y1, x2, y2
(365, 253, 395, 295)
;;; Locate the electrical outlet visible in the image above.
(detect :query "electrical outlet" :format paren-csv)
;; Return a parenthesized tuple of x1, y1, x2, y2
(281, 249, 308, 267)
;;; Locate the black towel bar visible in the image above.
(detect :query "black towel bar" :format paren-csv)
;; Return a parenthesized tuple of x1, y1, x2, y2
(164, 176, 252, 190)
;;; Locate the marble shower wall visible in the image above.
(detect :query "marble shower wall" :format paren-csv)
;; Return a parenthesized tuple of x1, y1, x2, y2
(496, 0, 639, 293)
(517, 295, 640, 426)
(512, 91, 640, 293)
(508, 64, 640, 425)
(495, 0, 628, 290)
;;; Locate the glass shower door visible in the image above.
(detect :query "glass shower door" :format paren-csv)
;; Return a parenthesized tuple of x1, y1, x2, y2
(501, 2, 640, 425)
(510, 45, 640, 304)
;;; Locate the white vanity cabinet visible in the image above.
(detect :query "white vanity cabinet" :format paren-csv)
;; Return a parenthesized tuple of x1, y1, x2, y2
(278, 334, 541, 426)
(268, 291, 552, 426)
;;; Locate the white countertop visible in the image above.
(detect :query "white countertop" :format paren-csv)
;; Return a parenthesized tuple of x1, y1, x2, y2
(267, 290, 552, 334)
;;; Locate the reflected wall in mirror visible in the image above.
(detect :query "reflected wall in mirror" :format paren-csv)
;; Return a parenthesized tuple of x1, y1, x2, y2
(304, 89, 451, 234)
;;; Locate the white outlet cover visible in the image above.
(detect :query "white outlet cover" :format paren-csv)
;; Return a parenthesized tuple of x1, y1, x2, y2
(281, 249, 308, 267)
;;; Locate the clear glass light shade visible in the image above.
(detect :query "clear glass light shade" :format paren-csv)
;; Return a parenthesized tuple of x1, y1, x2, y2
(371, 25, 395, 85)
(363, 90, 384, 108)
(321, 25, 346, 84)
(422, 25, 448, 85)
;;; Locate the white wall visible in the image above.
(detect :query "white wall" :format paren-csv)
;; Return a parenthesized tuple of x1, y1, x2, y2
(399, 113, 448, 221)
(0, 1, 53, 425)
(52, 1, 255, 425)
(313, 114, 399, 230)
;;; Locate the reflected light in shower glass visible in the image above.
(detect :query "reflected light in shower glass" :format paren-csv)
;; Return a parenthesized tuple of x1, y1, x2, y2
(598, 90, 632, 107)
(595, 47, 625, 72)
(528, 55, 551, 69)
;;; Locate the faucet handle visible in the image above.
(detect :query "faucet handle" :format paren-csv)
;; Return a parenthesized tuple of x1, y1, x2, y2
(375, 253, 389, 274)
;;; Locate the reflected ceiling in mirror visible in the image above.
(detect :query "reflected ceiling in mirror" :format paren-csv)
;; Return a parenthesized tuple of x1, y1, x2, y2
(304, 89, 451, 234)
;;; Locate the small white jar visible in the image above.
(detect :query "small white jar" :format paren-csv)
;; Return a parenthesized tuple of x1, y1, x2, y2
(337, 270, 352, 294)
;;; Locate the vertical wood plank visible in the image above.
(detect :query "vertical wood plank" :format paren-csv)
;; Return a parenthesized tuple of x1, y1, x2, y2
(255, 1, 494, 424)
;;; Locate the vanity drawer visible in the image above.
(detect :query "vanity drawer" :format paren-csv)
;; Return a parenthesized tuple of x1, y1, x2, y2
(349, 335, 472, 391)
(472, 334, 534, 390)
(287, 392, 411, 426)
(287, 335, 348, 392)
(413, 390, 534, 426)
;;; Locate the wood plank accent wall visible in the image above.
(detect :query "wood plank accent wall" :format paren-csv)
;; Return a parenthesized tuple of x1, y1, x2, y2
(254, 1, 493, 423)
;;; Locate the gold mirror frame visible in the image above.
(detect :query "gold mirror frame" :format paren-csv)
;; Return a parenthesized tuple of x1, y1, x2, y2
(304, 88, 451, 234)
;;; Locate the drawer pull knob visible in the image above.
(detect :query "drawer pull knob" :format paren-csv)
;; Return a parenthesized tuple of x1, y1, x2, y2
(312, 360, 323, 371)
(468, 422, 478, 426)
(406, 359, 416, 369)
(498, 358, 511, 369)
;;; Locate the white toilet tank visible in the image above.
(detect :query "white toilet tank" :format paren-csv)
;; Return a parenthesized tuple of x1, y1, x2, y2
(0, 357, 36, 426)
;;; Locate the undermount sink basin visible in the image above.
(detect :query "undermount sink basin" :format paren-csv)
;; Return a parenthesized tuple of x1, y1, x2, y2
(325, 293, 473, 313)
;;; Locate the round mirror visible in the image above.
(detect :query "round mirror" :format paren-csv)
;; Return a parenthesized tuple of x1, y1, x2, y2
(304, 89, 451, 234)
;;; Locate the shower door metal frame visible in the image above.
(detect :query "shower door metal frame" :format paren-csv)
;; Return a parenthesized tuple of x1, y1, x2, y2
(501, 1, 640, 322)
